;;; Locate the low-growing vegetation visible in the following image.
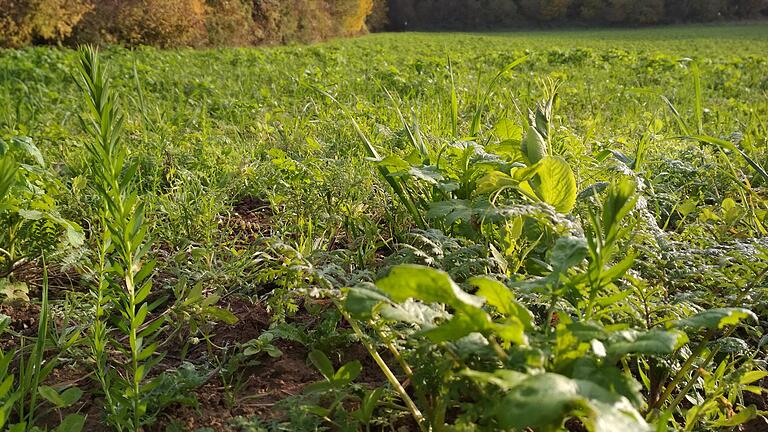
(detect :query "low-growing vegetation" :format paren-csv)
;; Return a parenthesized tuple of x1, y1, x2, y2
(0, 23, 767, 431)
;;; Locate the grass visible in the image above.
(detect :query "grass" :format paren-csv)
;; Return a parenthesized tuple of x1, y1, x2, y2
(0, 23, 767, 431)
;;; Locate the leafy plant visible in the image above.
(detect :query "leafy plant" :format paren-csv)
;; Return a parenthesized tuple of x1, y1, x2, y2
(75, 45, 161, 430)
(0, 264, 83, 432)
(0, 137, 83, 279)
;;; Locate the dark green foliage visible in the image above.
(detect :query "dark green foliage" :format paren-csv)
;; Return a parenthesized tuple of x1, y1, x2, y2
(388, 0, 767, 29)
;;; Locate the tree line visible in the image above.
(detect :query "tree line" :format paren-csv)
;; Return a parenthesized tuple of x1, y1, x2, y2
(0, 0, 386, 48)
(388, 0, 768, 29)
(1, 0, 766, 48)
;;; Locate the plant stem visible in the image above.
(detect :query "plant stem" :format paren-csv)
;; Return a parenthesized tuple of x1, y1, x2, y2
(649, 329, 715, 413)
(667, 327, 735, 413)
(336, 303, 427, 432)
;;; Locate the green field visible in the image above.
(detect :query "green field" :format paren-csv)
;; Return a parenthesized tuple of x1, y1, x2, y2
(1, 24, 767, 431)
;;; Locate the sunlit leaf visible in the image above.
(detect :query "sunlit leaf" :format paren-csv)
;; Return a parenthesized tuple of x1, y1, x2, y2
(673, 308, 757, 330)
(533, 156, 577, 213)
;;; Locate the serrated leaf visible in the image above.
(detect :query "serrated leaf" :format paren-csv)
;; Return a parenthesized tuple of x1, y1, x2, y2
(493, 119, 523, 141)
(419, 310, 489, 343)
(427, 199, 474, 225)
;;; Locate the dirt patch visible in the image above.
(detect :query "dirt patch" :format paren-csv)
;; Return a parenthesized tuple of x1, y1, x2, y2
(743, 377, 768, 432)
(153, 297, 323, 431)
(220, 196, 274, 244)
(0, 301, 40, 349)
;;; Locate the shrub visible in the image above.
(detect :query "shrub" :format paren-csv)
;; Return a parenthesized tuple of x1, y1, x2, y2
(578, 0, 605, 20)
(205, 0, 255, 46)
(0, 0, 91, 47)
(690, 0, 727, 20)
(366, 0, 389, 31)
(116, 0, 208, 47)
(252, 0, 323, 44)
(730, 0, 768, 17)
(73, 0, 208, 46)
(603, 0, 632, 22)
(388, 0, 418, 29)
(484, 0, 522, 25)
(664, 0, 694, 22)
(629, 0, 665, 23)
(519, 0, 573, 21)
(334, 0, 374, 35)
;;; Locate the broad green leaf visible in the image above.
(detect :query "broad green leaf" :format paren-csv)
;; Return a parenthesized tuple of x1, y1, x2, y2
(58, 387, 84, 406)
(470, 277, 533, 329)
(492, 320, 528, 346)
(521, 126, 547, 164)
(203, 306, 239, 325)
(427, 199, 474, 225)
(606, 330, 688, 357)
(8, 422, 25, 432)
(419, 309, 490, 343)
(475, 171, 518, 195)
(17, 209, 44, 220)
(308, 350, 334, 381)
(375, 155, 410, 173)
(571, 358, 644, 408)
(567, 321, 609, 342)
(408, 165, 443, 184)
(0, 376, 12, 399)
(376, 265, 484, 311)
(380, 300, 447, 326)
(333, 360, 362, 385)
(493, 119, 523, 141)
(55, 414, 85, 432)
(470, 277, 515, 315)
(344, 286, 389, 319)
(12, 137, 45, 167)
(550, 236, 588, 271)
(533, 156, 577, 213)
(38, 386, 67, 407)
(495, 373, 584, 431)
(0, 280, 29, 302)
(490, 373, 649, 432)
(461, 369, 528, 390)
(673, 308, 757, 330)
